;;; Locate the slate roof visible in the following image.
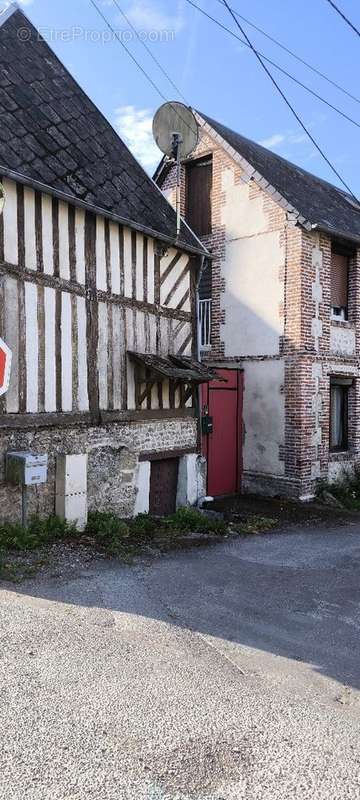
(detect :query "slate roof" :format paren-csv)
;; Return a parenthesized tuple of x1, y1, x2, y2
(0, 6, 206, 256)
(198, 112, 360, 244)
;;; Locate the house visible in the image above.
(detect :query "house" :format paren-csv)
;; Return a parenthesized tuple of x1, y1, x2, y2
(155, 109, 360, 500)
(0, 6, 212, 523)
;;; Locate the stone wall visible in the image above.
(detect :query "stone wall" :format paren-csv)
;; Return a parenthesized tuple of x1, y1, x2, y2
(0, 416, 198, 522)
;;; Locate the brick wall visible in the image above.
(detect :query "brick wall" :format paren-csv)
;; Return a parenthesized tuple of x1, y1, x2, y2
(160, 128, 360, 498)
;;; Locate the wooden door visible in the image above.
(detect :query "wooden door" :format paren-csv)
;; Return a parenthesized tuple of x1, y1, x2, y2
(202, 370, 244, 497)
(149, 458, 179, 516)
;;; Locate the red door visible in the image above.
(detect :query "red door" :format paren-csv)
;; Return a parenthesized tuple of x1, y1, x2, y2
(202, 370, 244, 497)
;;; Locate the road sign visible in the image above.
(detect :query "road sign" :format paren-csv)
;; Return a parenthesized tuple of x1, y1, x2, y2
(0, 337, 12, 397)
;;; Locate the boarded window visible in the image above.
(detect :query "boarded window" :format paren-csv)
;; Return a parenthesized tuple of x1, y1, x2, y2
(331, 252, 349, 314)
(185, 157, 212, 237)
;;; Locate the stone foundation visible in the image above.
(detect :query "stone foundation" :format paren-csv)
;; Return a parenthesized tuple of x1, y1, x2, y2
(0, 416, 200, 523)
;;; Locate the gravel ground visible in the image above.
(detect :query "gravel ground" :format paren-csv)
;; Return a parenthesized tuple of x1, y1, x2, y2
(1, 523, 360, 799)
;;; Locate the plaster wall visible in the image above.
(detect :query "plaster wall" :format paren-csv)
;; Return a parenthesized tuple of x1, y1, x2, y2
(220, 171, 284, 357)
(242, 359, 285, 476)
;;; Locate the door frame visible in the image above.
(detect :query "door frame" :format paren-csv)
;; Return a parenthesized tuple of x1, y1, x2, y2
(202, 368, 244, 496)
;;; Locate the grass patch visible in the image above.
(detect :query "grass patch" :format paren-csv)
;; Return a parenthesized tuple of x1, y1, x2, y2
(163, 506, 226, 535)
(229, 514, 278, 535)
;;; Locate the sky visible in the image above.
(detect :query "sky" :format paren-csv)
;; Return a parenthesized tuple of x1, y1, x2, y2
(4, 0, 360, 193)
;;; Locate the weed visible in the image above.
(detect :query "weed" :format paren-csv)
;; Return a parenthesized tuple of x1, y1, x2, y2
(129, 514, 159, 537)
(230, 515, 278, 535)
(317, 466, 360, 510)
(85, 512, 130, 555)
(164, 506, 226, 535)
(0, 516, 76, 552)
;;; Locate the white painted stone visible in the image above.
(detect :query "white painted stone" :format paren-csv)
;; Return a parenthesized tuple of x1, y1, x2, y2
(44, 286, 56, 412)
(24, 187, 37, 271)
(61, 291, 72, 411)
(4, 276, 19, 413)
(330, 324, 356, 356)
(147, 238, 155, 304)
(42, 194, 54, 275)
(125, 308, 135, 409)
(123, 228, 132, 298)
(136, 310, 146, 352)
(134, 461, 150, 515)
(58, 201, 70, 280)
(136, 232, 144, 302)
(96, 217, 107, 291)
(312, 247, 323, 268)
(75, 208, 86, 284)
(56, 453, 88, 530)
(77, 295, 88, 411)
(110, 221, 120, 295)
(312, 282, 322, 303)
(98, 301, 108, 410)
(312, 363, 323, 379)
(3, 178, 18, 265)
(25, 282, 39, 413)
(311, 461, 321, 480)
(176, 454, 207, 507)
(112, 304, 123, 411)
(311, 394, 322, 413)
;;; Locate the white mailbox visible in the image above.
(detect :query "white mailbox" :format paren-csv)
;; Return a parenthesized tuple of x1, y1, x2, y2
(6, 451, 48, 486)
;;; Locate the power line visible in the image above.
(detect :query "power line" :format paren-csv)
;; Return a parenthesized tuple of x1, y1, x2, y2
(184, 0, 360, 132)
(219, 0, 358, 201)
(89, 0, 167, 102)
(110, 0, 188, 103)
(324, 0, 360, 38)
(212, 0, 360, 105)
(89, 0, 197, 138)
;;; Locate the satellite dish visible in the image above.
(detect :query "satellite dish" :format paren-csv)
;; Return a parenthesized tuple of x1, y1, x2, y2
(153, 102, 199, 160)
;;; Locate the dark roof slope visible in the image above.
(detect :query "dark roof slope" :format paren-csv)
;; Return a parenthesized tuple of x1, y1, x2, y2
(200, 112, 360, 243)
(0, 7, 204, 254)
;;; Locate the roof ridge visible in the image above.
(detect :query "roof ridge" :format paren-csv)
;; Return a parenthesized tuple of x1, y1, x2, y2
(0, 3, 21, 28)
(198, 111, 354, 201)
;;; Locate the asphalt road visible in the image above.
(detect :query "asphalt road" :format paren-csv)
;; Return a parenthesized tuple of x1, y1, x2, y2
(1, 524, 360, 799)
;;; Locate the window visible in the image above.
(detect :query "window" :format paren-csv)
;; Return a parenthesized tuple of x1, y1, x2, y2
(185, 156, 212, 237)
(331, 250, 349, 320)
(330, 377, 352, 451)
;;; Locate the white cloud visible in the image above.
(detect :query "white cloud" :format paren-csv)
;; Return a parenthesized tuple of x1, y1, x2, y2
(259, 133, 285, 148)
(121, 0, 184, 33)
(259, 130, 313, 150)
(114, 105, 162, 171)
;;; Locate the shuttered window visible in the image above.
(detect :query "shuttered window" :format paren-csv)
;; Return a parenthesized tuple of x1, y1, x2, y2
(331, 252, 349, 316)
(185, 157, 212, 237)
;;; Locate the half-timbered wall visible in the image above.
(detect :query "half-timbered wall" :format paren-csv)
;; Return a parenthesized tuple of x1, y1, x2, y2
(0, 178, 193, 418)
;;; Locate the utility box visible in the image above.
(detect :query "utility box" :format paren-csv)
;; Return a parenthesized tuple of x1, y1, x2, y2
(6, 452, 48, 486)
(56, 454, 88, 530)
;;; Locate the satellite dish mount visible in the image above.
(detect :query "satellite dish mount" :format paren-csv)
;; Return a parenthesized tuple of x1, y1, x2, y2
(153, 102, 199, 238)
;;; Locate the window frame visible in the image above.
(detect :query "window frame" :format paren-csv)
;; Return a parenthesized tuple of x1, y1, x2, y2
(329, 378, 351, 453)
